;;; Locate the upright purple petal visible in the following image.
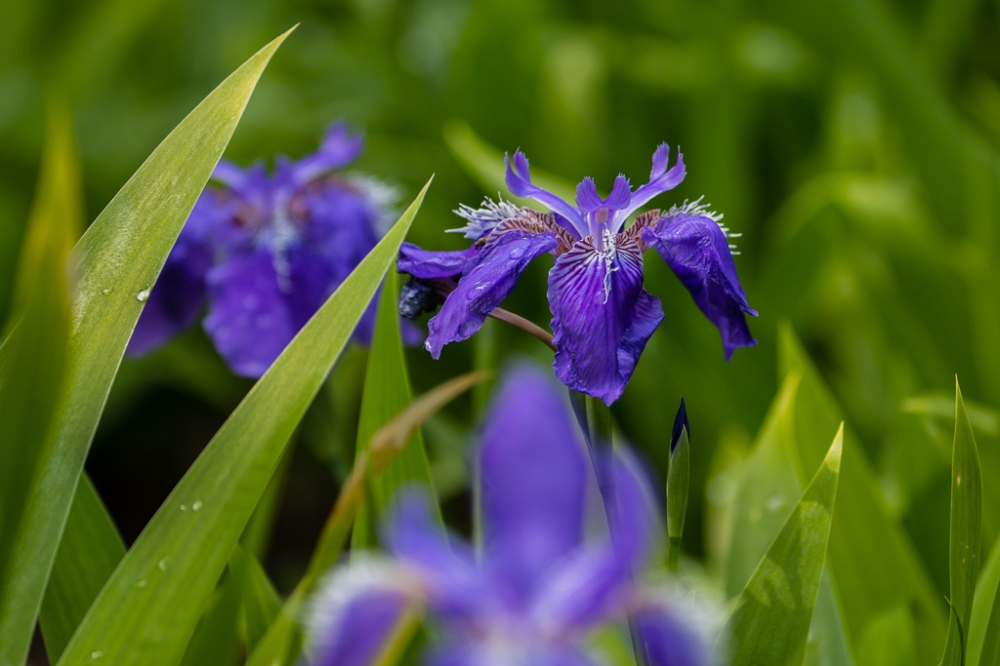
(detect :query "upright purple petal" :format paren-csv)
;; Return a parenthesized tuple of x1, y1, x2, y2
(292, 121, 365, 186)
(622, 146, 686, 219)
(398, 242, 476, 279)
(425, 231, 556, 358)
(642, 213, 757, 360)
(605, 175, 633, 211)
(478, 366, 588, 602)
(308, 562, 412, 666)
(637, 604, 711, 666)
(548, 237, 664, 405)
(203, 250, 297, 378)
(128, 194, 220, 356)
(505, 151, 586, 236)
(575, 178, 604, 214)
(605, 450, 662, 569)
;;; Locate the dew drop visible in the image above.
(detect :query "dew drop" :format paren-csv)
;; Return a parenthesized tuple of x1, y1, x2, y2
(91, 651, 104, 660)
(191, 500, 203, 512)
(136, 287, 151, 302)
(101, 288, 112, 295)
(158, 558, 168, 572)
(136, 579, 147, 588)
(957, 475, 963, 486)
(179, 504, 187, 511)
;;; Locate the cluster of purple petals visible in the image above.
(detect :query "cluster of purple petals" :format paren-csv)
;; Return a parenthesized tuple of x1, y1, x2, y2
(307, 365, 712, 666)
(128, 122, 404, 378)
(397, 145, 757, 404)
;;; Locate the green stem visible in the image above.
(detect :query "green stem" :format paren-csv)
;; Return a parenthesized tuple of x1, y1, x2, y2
(581, 394, 649, 666)
(666, 537, 682, 574)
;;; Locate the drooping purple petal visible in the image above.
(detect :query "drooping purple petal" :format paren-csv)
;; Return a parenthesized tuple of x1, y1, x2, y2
(621, 145, 686, 219)
(642, 213, 757, 360)
(528, 546, 630, 630)
(128, 194, 221, 356)
(478, 366, 588, 603)
(203, 249, 297, 378)
(383, 490, 489, 619)
(292, 121, 365, 186)
(308, 563, 411, 666)
(424, 231, 557, 358)
(505, 151, 586, 237)
(637, 604, 710, 666)
(397, 242, 476, 279)
(548, 237, 664, 405)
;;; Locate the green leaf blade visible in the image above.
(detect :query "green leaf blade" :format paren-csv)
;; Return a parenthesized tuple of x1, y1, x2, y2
(0, 30, 292, 666)
(54, 179, 431, 666)
(939, 379, 983, 666)
(720, 425, 844, 666)
(352, 270, 441, 548)
(39, 474, 125, 664)
(0, 103, 83, 666)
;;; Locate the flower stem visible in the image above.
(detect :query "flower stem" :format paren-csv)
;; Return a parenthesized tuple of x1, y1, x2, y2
(488, 307, 557, 351)
(581, 394, 649, 666)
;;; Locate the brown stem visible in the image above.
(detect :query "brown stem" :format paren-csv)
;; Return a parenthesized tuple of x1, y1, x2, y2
(488, 307, 557, 352)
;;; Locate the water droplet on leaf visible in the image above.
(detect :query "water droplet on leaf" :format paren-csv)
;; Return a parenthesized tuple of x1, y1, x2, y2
(192, 500, 203, 512)
(136, 287, 151, 302)
(158, 558, 168, 571)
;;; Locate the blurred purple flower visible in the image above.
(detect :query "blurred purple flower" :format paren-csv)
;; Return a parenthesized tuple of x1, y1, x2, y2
(398, 146, 757, 404)
(307, 365, 713, 666)
(128, 121, 406, 377)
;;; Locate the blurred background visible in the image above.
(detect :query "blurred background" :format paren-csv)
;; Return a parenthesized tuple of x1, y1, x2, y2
(3, 0, 1000, 626)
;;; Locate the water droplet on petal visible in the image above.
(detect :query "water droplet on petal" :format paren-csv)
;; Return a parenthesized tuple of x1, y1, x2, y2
(136, 288, 151, 302)
(191, 500, 203, 512)
(158, 558, 168, 571)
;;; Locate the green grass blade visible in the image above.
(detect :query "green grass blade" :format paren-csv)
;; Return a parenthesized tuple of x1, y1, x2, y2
(0, 103, 83, 666)
(39, 474, 125, 664)
(718, 425, 843, 665)
(0, 31, 292, 666)
(238, 548, 281, 656)
(54, 179, 431, 666)
(442, 118, 576, 207)
(179, 556, 246, 666)
(352, 270, 441, 548)
(969, 533, 1000, 665)
(778, 323, 947, 661)
(939, 379, 983, 666)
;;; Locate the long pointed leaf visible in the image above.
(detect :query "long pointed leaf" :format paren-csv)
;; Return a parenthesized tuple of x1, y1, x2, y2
(0, 103, 83, 666)
(39, 474, 125, 663)
(0, 30, 292, 666)
(55, 179, 431, 666)
(718, 425, 843, 665)
(352, 270, 441, 548)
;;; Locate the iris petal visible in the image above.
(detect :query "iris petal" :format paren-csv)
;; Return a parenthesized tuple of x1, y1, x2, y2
(397, 242, 476, 279)
(478, 366, 588, 603)
(642, 213, 756, 360)
(505, 151, 587, 236)
(548, 237, 664, 405)
(424, 230, 557, 358)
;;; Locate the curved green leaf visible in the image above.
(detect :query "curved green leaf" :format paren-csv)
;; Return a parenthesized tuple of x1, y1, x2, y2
(55, 179, 431, 666)
(0, 29, 292, 666)
(0, 103, 82, 666)
(718, 425, 843, 665)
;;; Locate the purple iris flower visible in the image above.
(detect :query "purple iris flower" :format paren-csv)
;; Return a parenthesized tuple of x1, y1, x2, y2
(306, 365, 714, 666)
(128, 121, 404, 377)
(397, 146, 757, 404)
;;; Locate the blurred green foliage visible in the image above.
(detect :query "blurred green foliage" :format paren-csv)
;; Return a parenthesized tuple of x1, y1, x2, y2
(4, 0, 1000, 639)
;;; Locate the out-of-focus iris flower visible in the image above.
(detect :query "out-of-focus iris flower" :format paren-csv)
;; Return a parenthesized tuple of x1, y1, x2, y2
(306, 366, 713, 666)
(128, 122, 402, 377)
(398, 146, 757, 404)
